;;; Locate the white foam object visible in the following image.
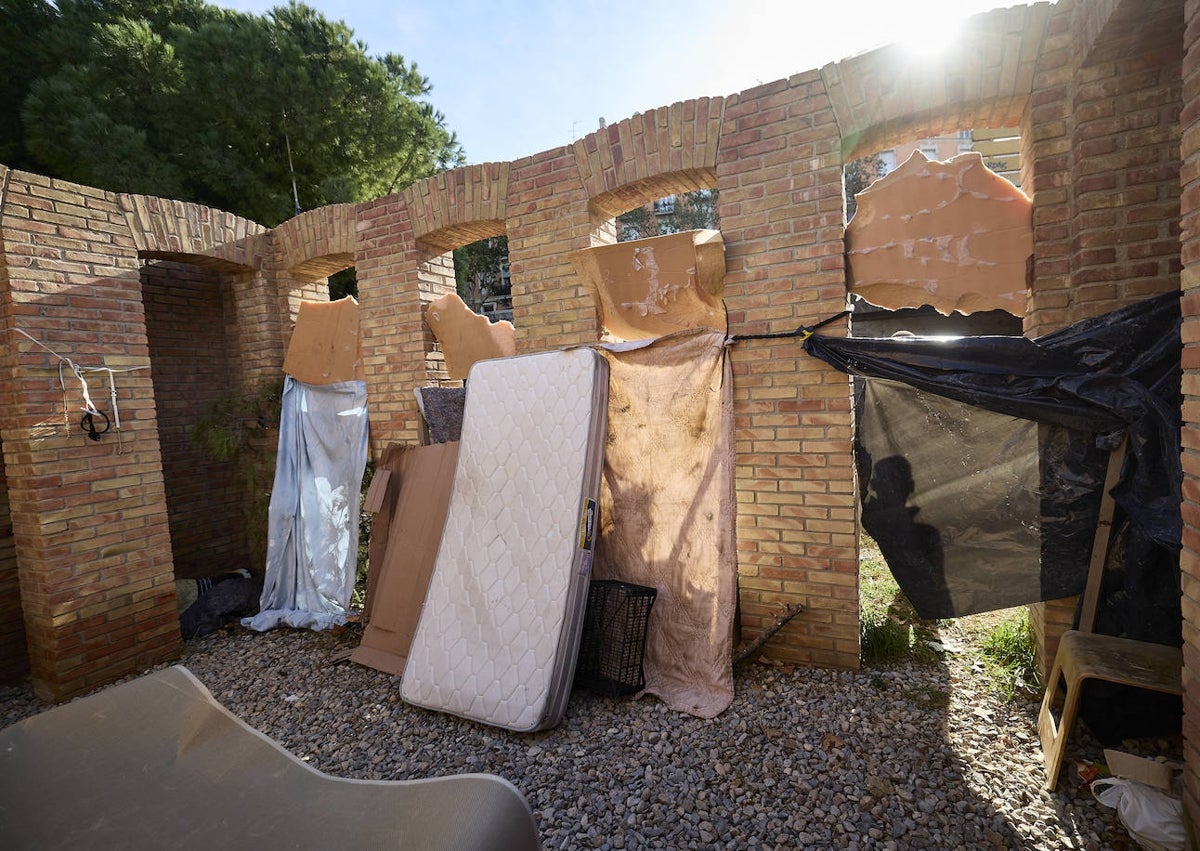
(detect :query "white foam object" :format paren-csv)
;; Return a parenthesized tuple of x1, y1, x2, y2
(401, 348, 608, 731)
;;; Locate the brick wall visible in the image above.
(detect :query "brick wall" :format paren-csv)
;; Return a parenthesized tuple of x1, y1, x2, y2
(0, 0, 1190, 708)
(0, 441, 24, 682)
(1025, 0, 1184, 675)
(717, 73, 858, 664)
(1180, 0, 1200, 826)
(0, 172, 181, 700)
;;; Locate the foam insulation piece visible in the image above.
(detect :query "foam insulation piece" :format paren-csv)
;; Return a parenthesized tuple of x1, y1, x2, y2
(283, 296, 364, 384)
(0, 665, 541, 850)
(846, 151, 1032, 316)
(570, 229, 726, 342)
(425, 293, 516, 380)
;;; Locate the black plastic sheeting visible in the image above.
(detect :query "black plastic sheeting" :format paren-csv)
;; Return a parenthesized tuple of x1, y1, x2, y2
(802, 291, 1182, 626)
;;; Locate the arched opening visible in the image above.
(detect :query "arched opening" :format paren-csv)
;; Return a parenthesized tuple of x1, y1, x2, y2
(141, 257, 254, 583)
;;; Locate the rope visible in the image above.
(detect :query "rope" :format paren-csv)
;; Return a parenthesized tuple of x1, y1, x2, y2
(726, 310, 849, 345)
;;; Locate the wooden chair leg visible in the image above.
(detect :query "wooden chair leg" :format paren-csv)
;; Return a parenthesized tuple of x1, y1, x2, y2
(1038, 654, 1072, 790)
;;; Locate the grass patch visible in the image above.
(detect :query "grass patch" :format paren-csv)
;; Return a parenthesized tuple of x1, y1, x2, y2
(860, 536, 944, 666)
(976, 608, 1041, 700)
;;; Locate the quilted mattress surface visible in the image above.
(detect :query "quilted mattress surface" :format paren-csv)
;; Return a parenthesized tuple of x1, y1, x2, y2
(401, 348, 608, 731)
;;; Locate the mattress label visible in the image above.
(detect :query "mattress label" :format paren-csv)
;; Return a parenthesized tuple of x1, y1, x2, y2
(579, 498, 597, 550)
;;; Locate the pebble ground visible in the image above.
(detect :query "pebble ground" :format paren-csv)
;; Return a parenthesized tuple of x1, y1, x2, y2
(0, 623, 1160, 849)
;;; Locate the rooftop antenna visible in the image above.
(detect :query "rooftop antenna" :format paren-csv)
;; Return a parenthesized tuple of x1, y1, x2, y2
(282, 111, 301, 218)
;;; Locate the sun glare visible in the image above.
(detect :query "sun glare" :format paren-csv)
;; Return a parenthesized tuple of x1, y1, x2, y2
(897, 16, 966, 61)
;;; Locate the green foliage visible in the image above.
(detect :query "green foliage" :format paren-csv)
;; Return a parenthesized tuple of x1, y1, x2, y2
(977, 609, 1041, 701)
(844, 153, 885, 220)
(617, 189, 719, 241)
(453, 236, 509, 311)
(4, 0, 464, 225)
(189, 378, 285, 565)
(859, 536, 943, 666)
(329, 268, 357, 300)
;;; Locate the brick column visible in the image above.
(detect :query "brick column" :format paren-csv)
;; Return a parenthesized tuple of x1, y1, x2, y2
(506, 148, 599, 353)
(0, 172, 179, 700)
(1179, 0, 1200, 826)
(716, 73, 858, 667)
(1025, 0, 1184, 677)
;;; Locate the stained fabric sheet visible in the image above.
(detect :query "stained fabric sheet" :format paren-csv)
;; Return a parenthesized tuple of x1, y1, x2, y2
(243, 377, 369, 632)
(595, 329, 736, 719)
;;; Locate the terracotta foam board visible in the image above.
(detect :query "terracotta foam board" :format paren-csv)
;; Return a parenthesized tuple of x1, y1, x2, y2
(569, 229, 726, 342)
(845, 151, 1032, 316)
(282, 296, 364, 384)
(425, 293, 515, 380)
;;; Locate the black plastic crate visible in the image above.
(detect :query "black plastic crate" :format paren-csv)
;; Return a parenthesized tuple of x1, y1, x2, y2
(575, 580, 657, 697)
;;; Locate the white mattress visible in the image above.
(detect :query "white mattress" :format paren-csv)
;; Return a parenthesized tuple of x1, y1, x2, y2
(401, 348, 608, 731)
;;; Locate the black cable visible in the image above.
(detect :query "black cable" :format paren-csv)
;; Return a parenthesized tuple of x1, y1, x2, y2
(80, 410, 110, 441)
(728, 310, 849, 344)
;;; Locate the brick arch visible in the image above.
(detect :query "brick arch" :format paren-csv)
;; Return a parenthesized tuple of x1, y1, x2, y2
(400, 163, 510, 250)
(273, 203, 356, 280)
(573, 99, 725, 214)
(822, 3, 1053, 159)
(587, 169, 718, 220)
(118, 194, 268, 270)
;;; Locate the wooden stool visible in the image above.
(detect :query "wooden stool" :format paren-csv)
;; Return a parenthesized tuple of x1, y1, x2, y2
(1037, 629, 1182, 790)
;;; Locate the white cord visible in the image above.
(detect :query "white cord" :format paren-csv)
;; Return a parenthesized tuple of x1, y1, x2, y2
(14, 328, 150, 431)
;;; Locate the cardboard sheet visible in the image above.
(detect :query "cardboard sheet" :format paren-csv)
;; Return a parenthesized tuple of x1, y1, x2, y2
(425, 293, 516, 380)
(0, 666, 540, 850)
(352, 441, 461, 675)
(846, 151, 1032, 316)
(283, 296, 364, 384)
(570, 229, 727, 342)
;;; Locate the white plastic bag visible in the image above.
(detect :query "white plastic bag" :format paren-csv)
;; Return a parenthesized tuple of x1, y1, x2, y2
(1092, 777, 1185, 851)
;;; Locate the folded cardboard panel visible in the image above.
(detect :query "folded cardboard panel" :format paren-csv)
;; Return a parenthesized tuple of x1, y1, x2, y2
(351, 441, 460, 675)
(282, 296, 364, 384)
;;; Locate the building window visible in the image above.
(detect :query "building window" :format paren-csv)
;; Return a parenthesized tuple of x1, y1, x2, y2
(653, 195, 676, 215)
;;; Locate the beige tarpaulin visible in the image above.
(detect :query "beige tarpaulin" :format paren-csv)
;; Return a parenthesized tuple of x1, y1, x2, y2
(595, 329, 736, 718)
(0, 666, 540, 850)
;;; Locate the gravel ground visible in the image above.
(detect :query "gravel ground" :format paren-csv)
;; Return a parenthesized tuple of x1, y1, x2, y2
(0, 622, 1165, 849)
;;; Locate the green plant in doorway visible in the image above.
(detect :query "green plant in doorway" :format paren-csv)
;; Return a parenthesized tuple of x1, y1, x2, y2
(976, 609, 1041, 701)
(860, 535, 944, 665)
(189, 378, 285, 569)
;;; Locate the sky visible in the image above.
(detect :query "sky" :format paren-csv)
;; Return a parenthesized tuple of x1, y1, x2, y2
(227, 0, 1047, 165)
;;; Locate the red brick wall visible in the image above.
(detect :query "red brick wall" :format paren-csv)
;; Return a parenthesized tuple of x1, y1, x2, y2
(1025, 0, 1184, 674)
(1180, 0, 1200, 826)
(0, 440, 25, 683)
(142, 260, 246, 580)
(0, 172, 181, 700)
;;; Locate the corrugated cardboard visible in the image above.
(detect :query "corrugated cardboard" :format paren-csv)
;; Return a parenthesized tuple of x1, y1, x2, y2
(351, 441, 460, 675)
(282, 296, 364, 384)
(1104, 748, 1180, 791)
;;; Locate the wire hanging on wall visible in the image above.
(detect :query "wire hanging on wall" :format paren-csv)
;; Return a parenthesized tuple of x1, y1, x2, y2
(14, 328, 150, 446)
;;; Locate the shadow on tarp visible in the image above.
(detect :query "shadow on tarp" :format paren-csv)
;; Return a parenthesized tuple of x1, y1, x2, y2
(808, 292, 1183, 740)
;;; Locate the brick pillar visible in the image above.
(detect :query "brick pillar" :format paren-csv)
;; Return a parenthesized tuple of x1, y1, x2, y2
(716, 73, 858, 667)
(1178, 0, 1200, 826)
(357, 194, 438, 450)
(1025, 0, 1184, 677)
(506, 148, 599, 353)
(0, 172, 180, 700)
